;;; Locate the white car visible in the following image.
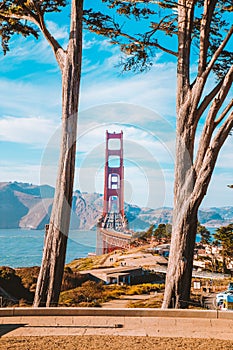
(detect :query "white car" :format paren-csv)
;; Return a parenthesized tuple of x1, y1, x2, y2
(216, 290, 233, 306)
(216, 291, 229, 306)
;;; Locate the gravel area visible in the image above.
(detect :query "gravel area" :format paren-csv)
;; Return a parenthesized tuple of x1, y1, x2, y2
(1, 336, 233, 350)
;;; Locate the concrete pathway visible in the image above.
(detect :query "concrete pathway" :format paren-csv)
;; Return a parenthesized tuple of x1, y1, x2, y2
(101, 294, 155, 308)
(102, 299, 129, 308)
(1, 313, 233, 340)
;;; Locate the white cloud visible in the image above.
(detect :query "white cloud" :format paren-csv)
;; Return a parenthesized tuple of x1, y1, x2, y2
(46, 20, 69, 41)
(0, 35, 57, 69)
(0, 163, 41, 185)
(0, 116, 58, 147)
(0, 78, 61, 118)
(202, 170, 233, 207)
(82, 58, 102, 74)
(83, 33, 99, 50)
(80, 62, 177, 117)
(216, 136, 233, 170)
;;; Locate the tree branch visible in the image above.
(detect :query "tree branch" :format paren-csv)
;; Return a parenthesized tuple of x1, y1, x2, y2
(177, 0, 195, 103)
(210, 64, 233, 122)
(215, 98, 233, 126)
(31, 1, 66, 71)
(192, 110, 233, 208)
(211, 110, 233, 153)
(0, 3, 66, 71)
(203, 25, 233, 79)
(0, 11, 38, 26)
(110, 0, 178, 6)
(116, 29, 178, 56)
(85, 13, 178, 58)
(154, 40, 178, 56)
(198, 0, 217, 75)
(196, 79, 223, 120)
(194, 64, 233, 172)
(150, 14, 178, 37)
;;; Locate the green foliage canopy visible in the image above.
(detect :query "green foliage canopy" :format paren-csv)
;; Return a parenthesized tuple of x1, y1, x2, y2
(214, 224, 233, 272)
(214, 224, 233, 257)
(154, 223, 172, 241)
(84, 0, 233, 77)
(0, 0, 66, 53)
(197, 223, 211, 245)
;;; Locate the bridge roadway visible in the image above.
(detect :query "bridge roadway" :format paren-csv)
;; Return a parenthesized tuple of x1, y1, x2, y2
(100, 228, 132, 241)
(97, 228, 132, 254)
(1, 308, 233, 340)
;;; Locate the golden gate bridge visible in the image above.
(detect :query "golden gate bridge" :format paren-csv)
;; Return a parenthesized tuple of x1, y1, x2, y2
(96, 131, 132, 255)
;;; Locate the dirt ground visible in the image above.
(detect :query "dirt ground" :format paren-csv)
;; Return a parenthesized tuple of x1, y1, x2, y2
(1, 336, 233, 350)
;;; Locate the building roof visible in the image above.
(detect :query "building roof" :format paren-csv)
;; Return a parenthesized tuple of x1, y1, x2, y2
(107, 272, 130, 278)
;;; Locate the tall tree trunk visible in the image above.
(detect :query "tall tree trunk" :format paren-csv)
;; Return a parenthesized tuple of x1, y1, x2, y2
(33, 0, 83, 307)
(163, 210, 198, 308)
(161, 0, 197, 308)
(162, 104, 233, 308)
(162, 116, 198, 308)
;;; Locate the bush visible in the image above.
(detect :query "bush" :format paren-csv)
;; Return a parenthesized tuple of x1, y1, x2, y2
(126, 283, 163, 295)
(61, 268, 88, 291)
(15, 266, 40, 292)
(103, 285, 127, 299)
(67, 256, 105, 271)
(59, 281, 105, 306)
(128, 294, 164, 308)
(0, 266, 33, 302)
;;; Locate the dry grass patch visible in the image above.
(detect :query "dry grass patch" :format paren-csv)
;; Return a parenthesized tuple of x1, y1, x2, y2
(1, 336, 233, 350)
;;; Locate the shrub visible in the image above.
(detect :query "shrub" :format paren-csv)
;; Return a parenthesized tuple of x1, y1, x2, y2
(59, 281, 105, 306)
(61, 269, 88, 291)
(128, 294, 164, 308)
(126, 283, 163, 295)
(0, 266, 33, 302)
(15, 266, 40, 292)
(103, 285, 127, 299)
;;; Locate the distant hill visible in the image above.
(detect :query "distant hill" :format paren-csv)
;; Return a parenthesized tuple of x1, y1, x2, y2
(0, 182, 232, 230)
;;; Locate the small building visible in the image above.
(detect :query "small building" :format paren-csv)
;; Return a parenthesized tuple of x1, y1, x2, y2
(153, 244, 170, 257)
(106, 272, 131, 285)
(80, 266, 146, 285)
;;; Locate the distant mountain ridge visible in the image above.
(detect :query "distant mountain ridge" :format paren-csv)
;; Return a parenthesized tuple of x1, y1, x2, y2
(0, 182, 232, 230)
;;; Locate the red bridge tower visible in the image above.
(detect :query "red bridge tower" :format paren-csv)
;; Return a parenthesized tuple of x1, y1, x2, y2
(103, 131, 124, 218)
(96, 131, 130, 255)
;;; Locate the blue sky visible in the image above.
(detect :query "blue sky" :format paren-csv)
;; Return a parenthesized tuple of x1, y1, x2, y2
(0, 2, 232, 209)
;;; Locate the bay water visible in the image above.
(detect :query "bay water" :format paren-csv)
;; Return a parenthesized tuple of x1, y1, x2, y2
(0, 229, 96, 268)
(0, 227, 217, 268)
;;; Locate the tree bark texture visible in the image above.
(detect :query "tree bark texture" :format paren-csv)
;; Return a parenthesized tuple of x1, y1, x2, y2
(162, 0, 233, 308)
(33, 0, 83, 307)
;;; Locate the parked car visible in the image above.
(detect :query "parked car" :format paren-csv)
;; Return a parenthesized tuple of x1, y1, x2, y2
(216, 289, 233, 307)
(216, 291, 229, 306)
(221, 293, 233, 310)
